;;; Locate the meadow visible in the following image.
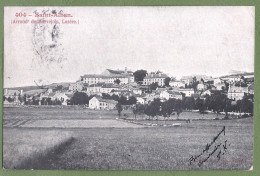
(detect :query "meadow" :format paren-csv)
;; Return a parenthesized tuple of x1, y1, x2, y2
(3, 106, 253, 170)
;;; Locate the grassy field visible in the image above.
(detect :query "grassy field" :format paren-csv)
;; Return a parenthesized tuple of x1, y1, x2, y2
(3, 106, 253, 170)
(3, 128, 74, 169)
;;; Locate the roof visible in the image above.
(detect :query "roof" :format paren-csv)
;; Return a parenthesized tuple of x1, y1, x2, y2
(228, 86, 248, 92)
(48, 92, 56, 97)
(132, 88, 142, 90)
(4, 89, 20, 96)
(156, 88, 168, 91)
(92, 96, 118, 104)
(106, 69, 133, 75)
(24, 89, 48, 96)
(245, 77, 254, 81)
(89, 83, 105, 87)
(215, 83, 225, 86)
(81, 74, 103, 78)
(144, 73, 168, 79)
(168, 91, 182, 95)
(179, 88, 194, 91)
(205, 80, 214, 84)
(101, 83, 119, 88)
(170, 80, 185, 83)
(65, 94, 73, 98)
(81, 74, 133, 79)
(180, 76, 193, 80)
(248, 83, 254, 91)
(191, 93, 200, 99)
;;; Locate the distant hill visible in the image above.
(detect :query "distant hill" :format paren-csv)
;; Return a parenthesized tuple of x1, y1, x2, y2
(5, 82, 72, 91)
(220, 72, 254, 78)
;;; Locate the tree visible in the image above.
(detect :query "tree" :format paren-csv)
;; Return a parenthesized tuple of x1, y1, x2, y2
(223, 98, 231, 119)
(164, 77, 171, 87)
(32, 96, 39, 105)
(144, 104, 151, 119)
(116, 103, 123, 118)
(111, 94, 119, 101)
(208, 93, 228, 116)
(204, 94, 211, 110)
(128, 96, 137, 105)
(133, 70, 147, 83)
(241, 97, 253, 114)
(195, 98, 205, 114)
(171, 77, 177, 82)
(71, 92, 89, 105)
(54, 85, 63, 92)
(174, 99, 182, 118)
(161, 101, 168, 124)
(192, 77, 199, 92)
(18, 94, 23, 103)
(118, 96, 128, 105)
(224, 81, 229, 91)
(182, 97, 195, 110)
(164, 98, 175, 117)
(7, 97, 14, 103)
(149, 99, 161, 120)
(161, 99, 175, 123)
(46, 98, 52, 105)
(114, 79, 121, 85)
(133, 105, 138, 120)
(150, 82, 159, 91)
(22, 94, 27, 103)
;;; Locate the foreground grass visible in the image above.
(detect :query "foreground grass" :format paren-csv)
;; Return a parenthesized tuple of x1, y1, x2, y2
(6, 118, 250, 170)
(3, 129, 74, 169)
(3, 107, 253, 170)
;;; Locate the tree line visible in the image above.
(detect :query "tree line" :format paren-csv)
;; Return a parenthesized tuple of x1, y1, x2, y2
(116, 93, 253, 120)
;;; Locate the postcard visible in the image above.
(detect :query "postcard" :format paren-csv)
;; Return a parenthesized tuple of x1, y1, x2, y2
(3, 6, 254, 170)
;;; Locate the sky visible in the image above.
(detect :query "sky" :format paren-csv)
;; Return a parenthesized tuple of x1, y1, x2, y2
(4, 6, 254, 88)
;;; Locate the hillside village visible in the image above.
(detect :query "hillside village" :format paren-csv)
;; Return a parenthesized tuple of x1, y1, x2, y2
(3, 67, 254, 115)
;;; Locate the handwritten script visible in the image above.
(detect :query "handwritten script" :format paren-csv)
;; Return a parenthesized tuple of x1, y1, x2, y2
(188, 126, 231, 167)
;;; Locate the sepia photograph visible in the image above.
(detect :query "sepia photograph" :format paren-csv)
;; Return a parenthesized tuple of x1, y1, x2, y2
(3, 6, 254, 170)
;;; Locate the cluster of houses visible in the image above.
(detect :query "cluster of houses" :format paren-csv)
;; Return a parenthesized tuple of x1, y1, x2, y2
(3, 68, 254, 110)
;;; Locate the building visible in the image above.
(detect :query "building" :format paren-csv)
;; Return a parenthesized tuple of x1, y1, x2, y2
(89, 97, 117, 110)
(214, 78, 222, 86)
(80, 68, 134, 85)
(228, 86, 248, 101)
(204, 79, 214, 85)
(221, 76, 241, 83)
(194, 75, 212, 82)
(248, 83, 254, 94)
(178, 88, 194, 97)
(197, 83, 205, 91)
(169, 81, 185, 88)
(4, 89, 22, 98)
(86, 83, 103, 94)
(143, 71, 168, 86)
(69, 81, 84, 92)
(132, 88, 142, 95)
(201, 90, 212, 96)
(100, 84, 119, 93)
(160, 90, 182, 100)
(3, 89, 22, 104)
(245, 77, 254, 84)
(136, 97, 145, 104)
(180, 76, 193, 85)
(52, 92, 70, 105)
(215, 83, 226, 91)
